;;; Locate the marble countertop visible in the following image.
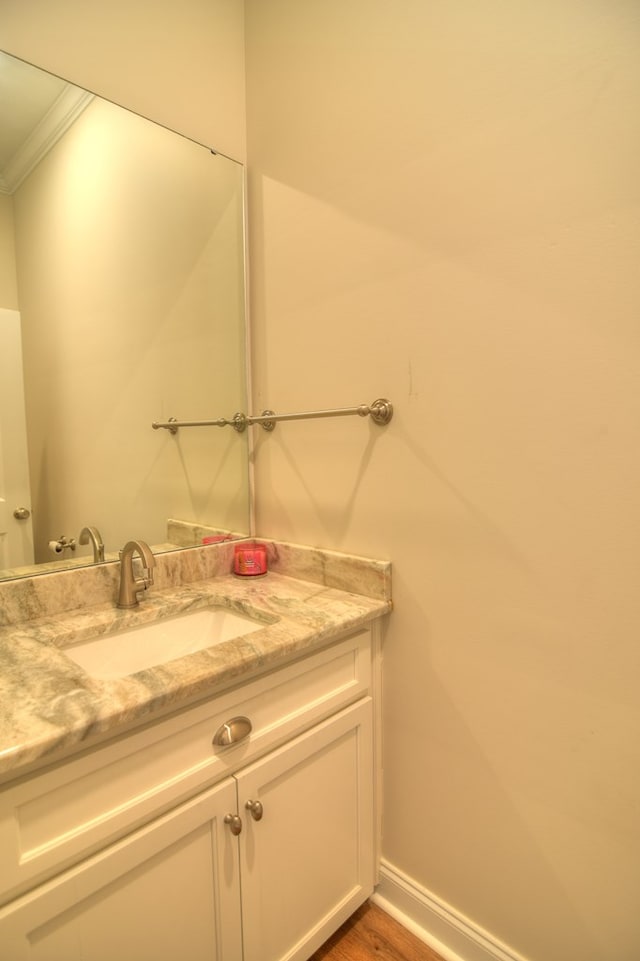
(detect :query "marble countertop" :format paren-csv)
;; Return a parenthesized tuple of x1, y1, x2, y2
(0, 542, 391, 783)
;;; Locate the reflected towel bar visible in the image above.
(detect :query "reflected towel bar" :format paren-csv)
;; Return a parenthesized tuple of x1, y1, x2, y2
(152, 398, 393, 434)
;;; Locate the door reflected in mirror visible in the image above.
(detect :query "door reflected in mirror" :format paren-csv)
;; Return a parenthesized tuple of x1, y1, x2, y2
(0, 51, 250, 580)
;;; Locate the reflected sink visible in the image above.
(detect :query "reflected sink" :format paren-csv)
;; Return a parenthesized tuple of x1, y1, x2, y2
(64, 607, 264, 680)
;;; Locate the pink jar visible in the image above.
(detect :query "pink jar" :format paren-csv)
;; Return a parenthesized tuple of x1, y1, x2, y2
(233, 541, 268, 576)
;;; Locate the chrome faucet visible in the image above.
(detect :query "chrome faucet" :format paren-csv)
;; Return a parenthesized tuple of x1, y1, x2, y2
(117, 540, 155, 609)
(79, 526, 105, 563)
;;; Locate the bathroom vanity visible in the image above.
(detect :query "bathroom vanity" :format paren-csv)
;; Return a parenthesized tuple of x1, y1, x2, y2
(0, 540, 391, 961)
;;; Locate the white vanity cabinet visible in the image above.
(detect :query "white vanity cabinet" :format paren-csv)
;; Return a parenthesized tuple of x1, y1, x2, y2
(0, 626, 379, 961)
(0, 777, 244, 961)
(236, 698, 373, 961)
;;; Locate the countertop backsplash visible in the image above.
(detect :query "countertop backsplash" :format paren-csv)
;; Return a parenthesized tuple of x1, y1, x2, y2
(0, 537, 391, 628)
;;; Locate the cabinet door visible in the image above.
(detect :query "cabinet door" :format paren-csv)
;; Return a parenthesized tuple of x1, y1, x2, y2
(0, 778, 242, 961)
(236, 698, 374, 961)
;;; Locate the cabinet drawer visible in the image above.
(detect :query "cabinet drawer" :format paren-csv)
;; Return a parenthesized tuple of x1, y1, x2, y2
(0, 629, 370, 905)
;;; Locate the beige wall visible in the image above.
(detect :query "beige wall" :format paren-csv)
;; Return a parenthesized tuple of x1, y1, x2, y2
(245, 3, 640, 960)
(0, 195, 18, 309)
(0, 0, 245, 160)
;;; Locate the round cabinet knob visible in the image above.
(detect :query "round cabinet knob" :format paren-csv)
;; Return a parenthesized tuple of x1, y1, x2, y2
(13, 507, 31, 520)
(224, 813, 242, 836)
(245, 799, 264, 821)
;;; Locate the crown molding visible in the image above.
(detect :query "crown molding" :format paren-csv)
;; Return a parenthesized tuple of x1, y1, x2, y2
(0, 86, 94, 195)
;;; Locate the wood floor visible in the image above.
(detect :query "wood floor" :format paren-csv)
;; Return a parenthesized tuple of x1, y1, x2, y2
(309, 902, 447, 961)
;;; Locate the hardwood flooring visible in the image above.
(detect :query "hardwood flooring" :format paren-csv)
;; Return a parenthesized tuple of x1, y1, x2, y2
(309, 901, 447, 961)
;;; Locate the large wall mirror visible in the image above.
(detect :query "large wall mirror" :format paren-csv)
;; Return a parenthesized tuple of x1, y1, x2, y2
(0, 51, 251, 581)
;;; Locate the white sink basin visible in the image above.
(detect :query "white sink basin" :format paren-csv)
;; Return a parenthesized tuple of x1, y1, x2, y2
(64, 607, 264, 680)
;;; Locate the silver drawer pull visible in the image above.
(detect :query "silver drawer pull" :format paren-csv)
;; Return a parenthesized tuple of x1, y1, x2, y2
(212, 715, 252, 747)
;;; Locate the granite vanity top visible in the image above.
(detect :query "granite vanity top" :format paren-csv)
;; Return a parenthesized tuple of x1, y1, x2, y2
(0, 540, 391, 783)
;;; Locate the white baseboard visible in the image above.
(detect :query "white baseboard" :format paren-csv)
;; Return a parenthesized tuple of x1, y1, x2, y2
(372, 859, 531, 961)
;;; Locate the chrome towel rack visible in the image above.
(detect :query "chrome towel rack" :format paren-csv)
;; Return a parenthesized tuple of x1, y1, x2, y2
(152, 398, 393, 434)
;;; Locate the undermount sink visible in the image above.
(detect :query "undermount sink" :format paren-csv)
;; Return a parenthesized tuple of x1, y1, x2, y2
(64, 607, 264, 680)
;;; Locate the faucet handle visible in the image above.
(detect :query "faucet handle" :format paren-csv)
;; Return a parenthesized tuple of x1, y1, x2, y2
(137, 541, 155, 583)
(117, 540, 155, 609)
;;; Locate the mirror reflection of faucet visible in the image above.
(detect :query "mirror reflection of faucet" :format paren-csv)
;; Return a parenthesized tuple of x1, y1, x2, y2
(117, 540, 155, 609)
(79, 526, 105, 563)
(48, 535, 76, 555)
